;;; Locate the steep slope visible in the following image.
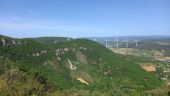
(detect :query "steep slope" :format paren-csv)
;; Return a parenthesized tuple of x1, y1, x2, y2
(0, 35, 163, 95)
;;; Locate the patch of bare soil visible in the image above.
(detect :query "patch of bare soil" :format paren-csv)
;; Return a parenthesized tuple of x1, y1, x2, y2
(142, 66, 156, 72)
(76, 77, 89, 85)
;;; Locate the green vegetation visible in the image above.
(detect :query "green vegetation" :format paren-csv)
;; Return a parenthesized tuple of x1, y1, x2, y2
(26, 37, 72, 45)
(0, 35, 168, 95)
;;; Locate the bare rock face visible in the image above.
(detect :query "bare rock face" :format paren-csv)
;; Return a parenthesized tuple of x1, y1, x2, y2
(76, 51, 87, 64)
(0, 37, 25, 46)
(1, 38, 6, 46)
(33, 53, 40, 56)
(12, 40, 16, 45)
(6, 39, 14, 46)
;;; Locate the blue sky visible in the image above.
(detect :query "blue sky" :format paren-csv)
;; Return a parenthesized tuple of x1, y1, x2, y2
(0, 0, 169, 38)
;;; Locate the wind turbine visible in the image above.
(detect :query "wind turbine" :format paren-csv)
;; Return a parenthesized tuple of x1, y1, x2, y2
(135, 39, 138, 46)
(67, 37, 70, 42)
(126, 39, 128, 48)
(116, 38, 119, 49)
(105, 39, 108, 48)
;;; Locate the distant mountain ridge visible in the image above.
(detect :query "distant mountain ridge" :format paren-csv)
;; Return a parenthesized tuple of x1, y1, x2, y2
(85, 36, 170, 50)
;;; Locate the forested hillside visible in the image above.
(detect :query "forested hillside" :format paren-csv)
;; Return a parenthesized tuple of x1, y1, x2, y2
(0, 35, 167, 96)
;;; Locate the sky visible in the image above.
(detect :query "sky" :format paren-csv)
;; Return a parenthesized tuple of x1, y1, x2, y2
(0, 0, 169, 38)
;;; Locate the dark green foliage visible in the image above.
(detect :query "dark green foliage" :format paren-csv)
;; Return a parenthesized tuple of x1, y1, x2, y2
(0, 36, 164, 95)
(26, 37, 72, 45)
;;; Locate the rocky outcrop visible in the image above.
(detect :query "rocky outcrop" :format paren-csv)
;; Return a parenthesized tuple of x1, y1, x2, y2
(1, 38, 6, 45)
(0, 37, 26, 46)
(0, 38, 13, 46)
(76, 51, 87, 64)
(32, 50, 48, 57)
(67, 59, 77, 70)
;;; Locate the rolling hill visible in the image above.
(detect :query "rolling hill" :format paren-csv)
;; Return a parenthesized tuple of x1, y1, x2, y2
(0, 35, 167, 96)
(26, 37, 72, 45)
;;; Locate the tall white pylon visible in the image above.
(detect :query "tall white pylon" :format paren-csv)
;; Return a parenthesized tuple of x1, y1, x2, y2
(135, 39, 138, 46)
(105, 39, 108, 48)
(126, 39, 128, 48)
(116, 38, 119, 49)
(67, 37, 70, 42)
